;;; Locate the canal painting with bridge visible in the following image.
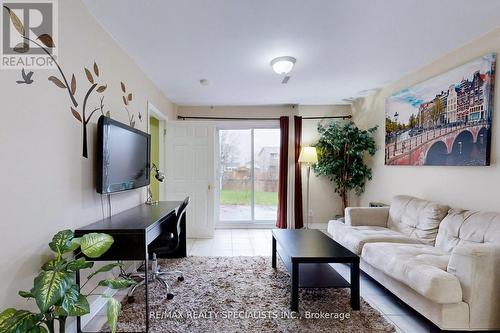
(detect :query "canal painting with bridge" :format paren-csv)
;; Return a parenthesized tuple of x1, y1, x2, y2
(385, 53, 496, 166)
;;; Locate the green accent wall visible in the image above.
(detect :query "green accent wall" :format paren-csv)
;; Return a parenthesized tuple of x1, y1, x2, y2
(150, 117, 160, 201)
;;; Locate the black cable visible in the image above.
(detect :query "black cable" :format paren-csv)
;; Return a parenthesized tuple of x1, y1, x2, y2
(100, 195, 105, 220)
(107, 194, 112, 217)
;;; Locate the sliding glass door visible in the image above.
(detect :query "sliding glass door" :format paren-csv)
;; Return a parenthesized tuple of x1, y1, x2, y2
(217, 125, 280, 226)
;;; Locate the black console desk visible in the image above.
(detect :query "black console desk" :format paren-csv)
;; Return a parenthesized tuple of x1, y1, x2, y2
(74, 201, 186, 333)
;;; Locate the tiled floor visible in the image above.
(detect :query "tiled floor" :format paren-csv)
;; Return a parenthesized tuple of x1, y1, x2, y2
(187, 228, 273, 256)
(86, 229, 439, 333)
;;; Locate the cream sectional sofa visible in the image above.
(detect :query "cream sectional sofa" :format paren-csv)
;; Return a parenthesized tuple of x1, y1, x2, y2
(327, 195, 500, 331)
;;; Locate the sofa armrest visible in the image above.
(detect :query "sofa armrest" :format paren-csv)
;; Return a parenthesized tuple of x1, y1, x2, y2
(344, 207, 389, 227)
(447, 243, 500, 329)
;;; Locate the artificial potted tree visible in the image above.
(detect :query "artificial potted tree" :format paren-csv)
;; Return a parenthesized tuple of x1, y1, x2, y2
(313, 121, 377, 213)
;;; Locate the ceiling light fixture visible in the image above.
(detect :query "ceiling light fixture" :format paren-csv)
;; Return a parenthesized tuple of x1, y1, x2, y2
(270, 56, 296, 75)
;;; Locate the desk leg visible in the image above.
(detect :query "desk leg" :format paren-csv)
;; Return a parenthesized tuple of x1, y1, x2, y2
(291, 260, 299, 312)
(145, 252, 149, 332)
(272, 236, 276, 269)
(350, 262, 360, 310)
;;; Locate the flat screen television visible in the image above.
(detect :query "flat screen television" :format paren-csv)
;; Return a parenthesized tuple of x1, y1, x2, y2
(97, 116, 150, 194)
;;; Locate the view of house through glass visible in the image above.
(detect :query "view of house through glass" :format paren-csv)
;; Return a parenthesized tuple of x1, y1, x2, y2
(218, 128, 280, 224)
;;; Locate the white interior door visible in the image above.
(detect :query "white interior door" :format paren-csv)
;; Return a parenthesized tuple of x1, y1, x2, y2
(164, 121, 216, 238)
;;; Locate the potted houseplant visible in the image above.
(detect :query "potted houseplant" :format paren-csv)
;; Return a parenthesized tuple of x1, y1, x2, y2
(313, 121, 377, 213)
(0, 230, 135, 333)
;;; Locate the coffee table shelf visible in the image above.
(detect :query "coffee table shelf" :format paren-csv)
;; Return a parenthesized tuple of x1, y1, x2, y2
(272, 229, 360, 312)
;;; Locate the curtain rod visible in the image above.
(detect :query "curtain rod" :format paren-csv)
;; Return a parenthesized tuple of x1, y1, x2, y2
(177, 115, 352, 121)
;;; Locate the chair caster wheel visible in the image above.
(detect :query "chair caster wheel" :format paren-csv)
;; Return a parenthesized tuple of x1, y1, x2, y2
(167, 293, 174, 300)
(178, 276, 184, 282)
(127, 296, 135, 304)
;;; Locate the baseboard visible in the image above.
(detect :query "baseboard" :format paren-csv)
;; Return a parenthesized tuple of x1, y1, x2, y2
(216, 224, 275, 229)
(305, 223, 328, 230)
(65, 262, 137, 333)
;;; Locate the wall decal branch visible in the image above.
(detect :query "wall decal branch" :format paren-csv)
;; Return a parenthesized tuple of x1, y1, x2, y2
(120, 81, 138, 128)
(3, 6, 109, 158)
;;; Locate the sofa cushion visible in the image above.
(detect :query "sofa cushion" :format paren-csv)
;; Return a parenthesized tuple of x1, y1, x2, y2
(328, 220, 421, 255)
(362, 243, 462, 304)
(388, 195, 449, 246)
(436, 209, 500, 253)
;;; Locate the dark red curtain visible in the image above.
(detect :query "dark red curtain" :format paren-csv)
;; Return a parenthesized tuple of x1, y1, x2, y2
(276, 116, 289, 229)
(294, 116, 304, 229)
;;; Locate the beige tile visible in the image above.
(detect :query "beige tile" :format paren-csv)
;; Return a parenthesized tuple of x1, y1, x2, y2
(213, 241, 232, 250)
(211, 249, 233, 256)
(363, 293, 411, 315)
(233, 248, 255, 256)
(386, 314, 432, 333)
(83, 315, 108, 332)
(254, 248, 272, 256)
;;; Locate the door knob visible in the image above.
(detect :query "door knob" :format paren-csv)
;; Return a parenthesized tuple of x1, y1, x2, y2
(208, 184, 212, 190)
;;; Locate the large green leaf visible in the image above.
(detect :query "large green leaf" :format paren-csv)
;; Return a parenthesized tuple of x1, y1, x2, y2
(27, 326, 48, 333)
(80, 233, 114, 258)
(31, 270, 73, 313)
(0, 309, 42, 333)
(65, 237, 81, 253)
(49, 230, 73, 255)
(41, 259, 64, 271)
(18, 290, 34, 299)
(106, 298, 121, 333)
(87, 263, 123, 280)
(98, 278, 135, 289)
(61, 286, 90, 316)
(67, 294, 89, 316)
(65, 258, 94, 272)
(0, 308, 16, 326)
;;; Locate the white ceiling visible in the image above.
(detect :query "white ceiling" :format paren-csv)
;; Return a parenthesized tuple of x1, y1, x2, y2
(83, 0, 500, 106)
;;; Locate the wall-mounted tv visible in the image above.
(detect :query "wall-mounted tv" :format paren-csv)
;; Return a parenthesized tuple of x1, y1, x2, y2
(97, 116, 150, 194)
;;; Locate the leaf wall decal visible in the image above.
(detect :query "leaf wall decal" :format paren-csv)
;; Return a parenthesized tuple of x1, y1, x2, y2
(48, 76, 66, 88)
(127, 93, 132, 101)
(71, 74, 76, 95)
(96, 85, 107, 93)
(13, 42, 29, 53)
(122, 96, 128, 106)
(3, 6, 25, 36)
(71, 107, 82, 122)
(120, 82, 126, 93)
(84, 68, 94, 84)
(37, 34, 55, 48)
(93, 62, 99, 76)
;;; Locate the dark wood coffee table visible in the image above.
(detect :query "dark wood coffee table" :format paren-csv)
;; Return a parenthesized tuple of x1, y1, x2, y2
(272, 229, 360, 312)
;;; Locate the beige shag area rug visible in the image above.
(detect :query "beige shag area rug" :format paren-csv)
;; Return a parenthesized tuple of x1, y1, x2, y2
(113, 256, 395, 333)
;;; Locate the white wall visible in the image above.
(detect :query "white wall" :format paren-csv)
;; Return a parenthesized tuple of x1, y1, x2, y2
(351, 27, 500, 211)
(177, 104, 352, 225)
(0, 0, 175, 310)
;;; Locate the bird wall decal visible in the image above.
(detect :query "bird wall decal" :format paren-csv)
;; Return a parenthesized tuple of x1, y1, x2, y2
(16, 68, 34, 84)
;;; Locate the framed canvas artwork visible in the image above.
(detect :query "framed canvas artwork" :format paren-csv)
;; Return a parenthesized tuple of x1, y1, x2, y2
(385, 53, 496, 166)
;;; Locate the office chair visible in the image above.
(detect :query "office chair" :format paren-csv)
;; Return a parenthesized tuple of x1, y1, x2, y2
(127, 196, 190, 303)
